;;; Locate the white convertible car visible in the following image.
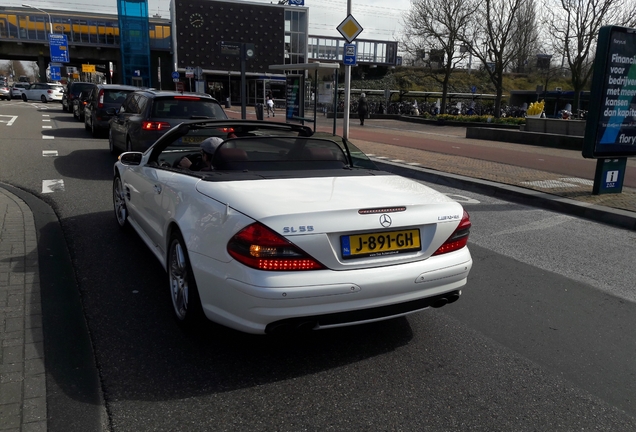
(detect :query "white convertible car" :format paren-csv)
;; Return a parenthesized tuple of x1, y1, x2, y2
(113, 120, 473, 334)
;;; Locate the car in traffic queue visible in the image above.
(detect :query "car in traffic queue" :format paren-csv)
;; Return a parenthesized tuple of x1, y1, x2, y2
(112, 119, 473, 334)
(62, 81, 96, 112)
(9, 83, 30, 100)
(108, 90, 227, 153)
(84, 84, 138, 137)
(72, 86, 95, 122)
(0, 84, 10, 100)
(21, 82, 64, 103)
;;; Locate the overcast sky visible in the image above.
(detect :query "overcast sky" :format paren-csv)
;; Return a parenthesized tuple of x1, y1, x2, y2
(6, 0, 410, 40)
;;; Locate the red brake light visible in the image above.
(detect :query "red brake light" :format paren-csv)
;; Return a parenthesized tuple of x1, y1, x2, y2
(218, 127, 235, 133)
(97, 90, 104, 108)
(47, 90, 52, 94)
(227, 223, 325, 271)
(174, 96, 200, 100)
(141, 121, 171, 131)
(432, 210, 471, 256)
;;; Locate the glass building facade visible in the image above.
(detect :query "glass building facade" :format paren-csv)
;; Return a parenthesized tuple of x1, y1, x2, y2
(117, 0, 152, 86)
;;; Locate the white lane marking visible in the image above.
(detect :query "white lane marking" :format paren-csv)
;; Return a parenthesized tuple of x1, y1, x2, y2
(0, 115, 18, 126)
(42, 179, 65, 193)
(43, 135, 54, 140)
(391, 159, 405, 163)
(42, 114, 50, 117)
(42, 126, 53, 129)
(492, 214, 573, 235)
(445, 194, 480, 204)
(43, 119, 51, 122)
(43, 150, 58, 157)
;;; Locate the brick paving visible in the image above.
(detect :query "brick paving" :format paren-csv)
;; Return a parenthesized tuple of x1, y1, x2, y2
(0, 186, 46, 432)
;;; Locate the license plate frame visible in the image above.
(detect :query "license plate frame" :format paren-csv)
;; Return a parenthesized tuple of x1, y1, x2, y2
(340, 229, 421, 259)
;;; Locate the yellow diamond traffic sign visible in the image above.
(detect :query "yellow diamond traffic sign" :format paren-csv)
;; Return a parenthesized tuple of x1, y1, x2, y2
(337, 14, 363, 43)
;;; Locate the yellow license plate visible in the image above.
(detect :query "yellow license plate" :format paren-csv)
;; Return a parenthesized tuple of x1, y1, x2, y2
(182, 136, 205, 144)
(341, 229, 421, 259)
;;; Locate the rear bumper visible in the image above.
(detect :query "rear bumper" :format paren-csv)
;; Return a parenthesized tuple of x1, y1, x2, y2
(190, 247, 472, 334)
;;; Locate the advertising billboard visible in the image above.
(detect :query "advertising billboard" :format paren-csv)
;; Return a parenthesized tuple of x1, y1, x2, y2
(583, 26, 636, 158)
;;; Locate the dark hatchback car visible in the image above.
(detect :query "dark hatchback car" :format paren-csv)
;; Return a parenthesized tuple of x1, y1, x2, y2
(84, 84, 138, 137)
(73, 86, 96, 122)
(108, 90, 228, 153)
(62, 82, 95, 113)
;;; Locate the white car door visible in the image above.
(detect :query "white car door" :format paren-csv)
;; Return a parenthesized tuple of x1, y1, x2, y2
(123, 166, 177, 257)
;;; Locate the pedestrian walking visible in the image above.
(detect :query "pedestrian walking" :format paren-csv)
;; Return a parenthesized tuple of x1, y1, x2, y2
(266, 96, 275, 117)
(358, 93, 368, 126)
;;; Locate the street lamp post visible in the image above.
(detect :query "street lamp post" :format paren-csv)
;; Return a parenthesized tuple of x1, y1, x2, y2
(22, 4, 53, 36)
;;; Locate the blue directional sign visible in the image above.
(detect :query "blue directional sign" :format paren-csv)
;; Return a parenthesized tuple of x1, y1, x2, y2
(289, 0, 304, 4)
(171, 71, 180, 79)
(343, 44, 357, 66)
(49, 34, 69, 63)
(50, 65, 61, 82)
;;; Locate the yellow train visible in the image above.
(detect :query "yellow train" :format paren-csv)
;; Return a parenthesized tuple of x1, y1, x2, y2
(0, 8, 170, 47)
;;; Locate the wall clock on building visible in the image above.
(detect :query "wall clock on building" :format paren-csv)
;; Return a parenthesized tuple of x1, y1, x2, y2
(189, 13, 204, 28)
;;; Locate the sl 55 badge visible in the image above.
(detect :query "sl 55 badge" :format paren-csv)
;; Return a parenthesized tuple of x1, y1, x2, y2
(283, 226, 314, 233)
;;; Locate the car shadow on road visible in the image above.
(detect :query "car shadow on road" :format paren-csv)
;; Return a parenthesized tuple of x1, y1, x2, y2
(43, 208, 416, 404)
(53, 149, 114, 181)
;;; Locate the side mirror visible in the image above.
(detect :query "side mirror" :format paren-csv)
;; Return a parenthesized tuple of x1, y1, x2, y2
(118, 152, 143, 166)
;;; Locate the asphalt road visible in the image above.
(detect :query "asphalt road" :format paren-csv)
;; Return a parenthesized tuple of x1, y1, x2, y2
(1, 100, 635, 431)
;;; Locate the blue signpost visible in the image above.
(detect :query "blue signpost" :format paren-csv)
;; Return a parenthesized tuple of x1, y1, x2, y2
(49, 65, 61, 82)
(49, 34, 70, 63)
(343, 44, 357, 66)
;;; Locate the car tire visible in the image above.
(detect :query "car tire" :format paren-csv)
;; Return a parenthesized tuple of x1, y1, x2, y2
(167, 231, 205, 328)
(21, 94, 27, 102)
(113, 174, 128, 228)
(41, 95, 47, 103)
(108, 129, 118, 155)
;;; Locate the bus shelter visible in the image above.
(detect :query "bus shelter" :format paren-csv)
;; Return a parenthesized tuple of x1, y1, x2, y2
(269, 62, 340, 132)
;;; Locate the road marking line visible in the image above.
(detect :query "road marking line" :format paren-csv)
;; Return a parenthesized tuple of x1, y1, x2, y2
(42, 114, 50, 117)
(43, 119, 51, 122)
(42, 179, 65, 193)
(43, 135, 54, 140)
(0, 115, 18, 126)
(42, 126, 52, 129)
(43, 150, 58, 157)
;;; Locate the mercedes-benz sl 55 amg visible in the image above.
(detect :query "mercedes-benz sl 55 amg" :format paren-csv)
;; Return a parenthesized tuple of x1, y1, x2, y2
(112, 120, 473, 334)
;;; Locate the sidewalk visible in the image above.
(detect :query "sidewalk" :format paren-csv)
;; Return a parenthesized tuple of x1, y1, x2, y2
(0, 186, 47, 432)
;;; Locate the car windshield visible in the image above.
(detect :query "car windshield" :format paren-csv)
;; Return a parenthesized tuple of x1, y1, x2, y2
(151, 97, 227, 119)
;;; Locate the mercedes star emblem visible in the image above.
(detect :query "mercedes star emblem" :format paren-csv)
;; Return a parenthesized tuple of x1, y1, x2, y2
(379, 214, 392, 228)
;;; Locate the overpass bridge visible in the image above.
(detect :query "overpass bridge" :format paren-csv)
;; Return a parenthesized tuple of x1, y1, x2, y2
(0, 6, 171, 85)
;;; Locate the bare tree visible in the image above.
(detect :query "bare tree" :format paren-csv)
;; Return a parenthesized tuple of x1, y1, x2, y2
(543, 0, 628, 113)
(508, 0, 540, 73)
(401, 0, 478, 114)
(461, 0, 527, 117)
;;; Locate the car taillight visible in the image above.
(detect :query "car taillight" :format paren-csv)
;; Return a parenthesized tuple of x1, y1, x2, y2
(227, 222, 325, 271)
(98, 90, 104, 108)
(141, 121, 171, 131)
(432, 210, 471, 256)
(47, 90, 52, 94)
(218, 127, 235, 133)
(174, 96, 200, 100)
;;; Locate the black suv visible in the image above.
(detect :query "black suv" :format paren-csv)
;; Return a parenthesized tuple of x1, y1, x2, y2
(83, 84, 138, 137)
(108, 90, 227, 153)
(62, 82, 95, 113)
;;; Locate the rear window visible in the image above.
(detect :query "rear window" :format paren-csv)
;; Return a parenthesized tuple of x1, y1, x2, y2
(151, 97, 227, 120)
(104, 90, 134, 104)
(70, 83, 94, 95)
